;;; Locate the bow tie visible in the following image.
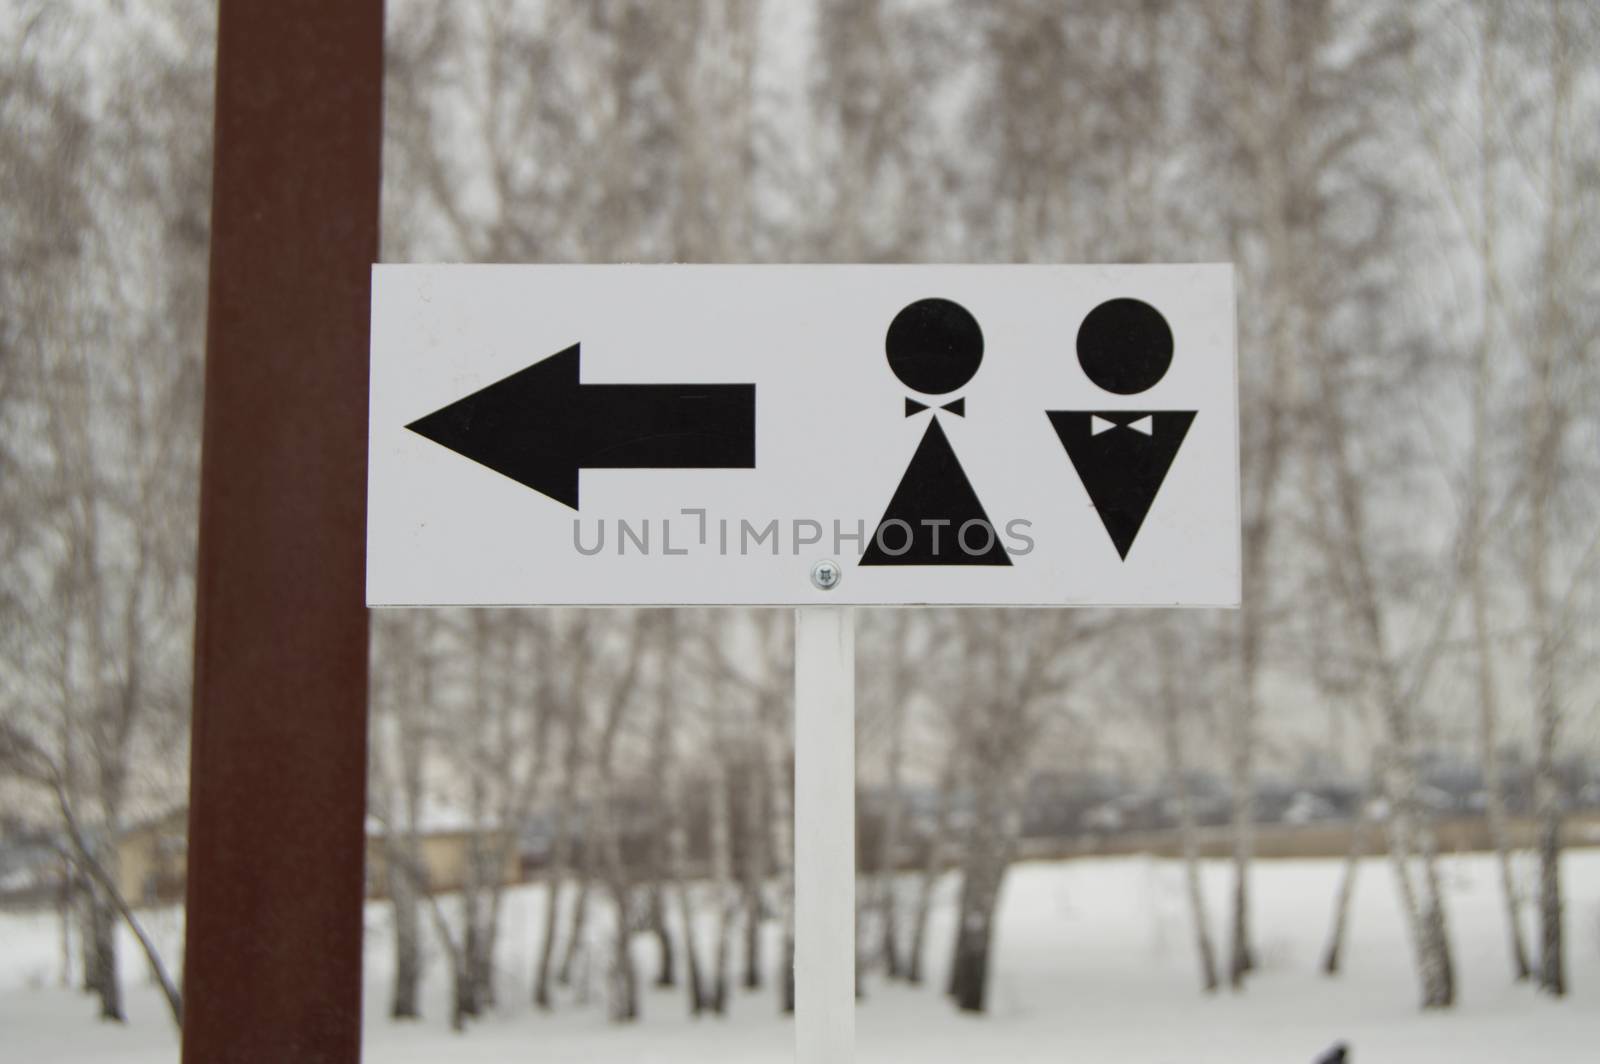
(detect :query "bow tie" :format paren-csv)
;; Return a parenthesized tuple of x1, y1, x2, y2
(1091, 414, 1153, 436)
(905, 397, 965, 418)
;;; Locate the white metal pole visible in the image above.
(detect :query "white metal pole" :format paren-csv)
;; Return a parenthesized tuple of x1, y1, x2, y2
(793, 605, 856, 1064)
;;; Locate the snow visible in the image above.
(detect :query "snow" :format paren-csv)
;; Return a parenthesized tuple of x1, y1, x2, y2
(3, 851, 1598, 1062)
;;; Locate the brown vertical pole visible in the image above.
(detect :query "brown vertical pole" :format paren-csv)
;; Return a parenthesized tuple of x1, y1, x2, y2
(182, 4, 383, 1063)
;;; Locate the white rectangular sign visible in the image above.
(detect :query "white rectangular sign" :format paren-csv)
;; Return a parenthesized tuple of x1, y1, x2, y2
(367, 264, 1239, 607)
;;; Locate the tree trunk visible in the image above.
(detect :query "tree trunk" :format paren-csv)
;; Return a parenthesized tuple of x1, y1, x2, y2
(534, 866, 565, 1008)
(1226, 639, 1257, 988)
(594, 758, 639, 1023)
(779, 930, 795, 1014)
(649, 884, 676, 988)
(1534, 779, 1564, 996)
(389, 847, 422, 1019)
(666, 779, 705, 1014)
(1472, 572, 1531, 981)
(876, 615, 912, 979)
(77, 876, 95, 994)
(1420, 848, 1457, 1007)
(764, 697, 795, 1014)
(89, 887, 123, 1022)
(1320, 806, 1365, 976)
(951, 917, 996, 1012)
(554, 707, 595, 991)
(1463, 7, 1532, 978)
(1526, 281, 1565, 997)
(475, 886, 503, 1011)
(57, 860, 74, 989)
(876, 867, 902, 981)
(1221, 0, 1307, 991)
(535, 744, 580, 1007)
(467, 838, 517, 1016)
(742, 876, 763, 991)
(1531, 506, 1564, 996)
(461, 869, 505, 1017)
(945, 866, 971, 999)
(739, 752, 764, 992)
(602, 789, 639, 1022)
(1527, 0, 1572, 999)
(676, 880, 706, 1014)
(710, 894, 734, 1014)
(608, 880, 639, 1021)
(57, 800, 182, 1027)
(458, 908, 483, 1022)
(949, 910, 987, 1012)
(950, 861, 1006, 1013)
(947, 763, 1020, 1014)
(906, 832, 940, 986)
(380, 611, 431, 1019)
(707, 750, 736, 1013)
(1180, 820, 1219, 993)
(558, 861, 592, 987)
(1316, 313, 1456, 1010)
(908, 759, 955, 987)
(446, 941, 472, 1033)
(1374, 736, 1455, 1011)
(646, 631, 680, 992)
(406, 870, 469, 1032)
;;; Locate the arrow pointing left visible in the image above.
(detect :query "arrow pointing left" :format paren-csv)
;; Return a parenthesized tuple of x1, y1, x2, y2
(406, 343, 756, 510)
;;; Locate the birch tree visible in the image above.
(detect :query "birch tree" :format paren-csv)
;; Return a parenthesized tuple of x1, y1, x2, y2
(1191, 0, 1418, 987)
(369, 611, 432, 1019)
(1514, 0, 1599, 997)
(1406, 0, 1600, 995)
(943, 610, 1101, 1013)
(0, 1, 210, 1028)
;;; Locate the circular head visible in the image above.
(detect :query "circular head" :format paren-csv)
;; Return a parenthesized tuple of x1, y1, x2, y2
(886, 298, 983, 395)
(1076, 298, 1173, 395)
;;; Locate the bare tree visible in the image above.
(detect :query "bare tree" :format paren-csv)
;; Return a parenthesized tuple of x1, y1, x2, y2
(1312, 303, 1457, 1008)
(0, 722, 182, 1027)
(533, 616, 593, 1010)
(696, 612, 742, 1014)
(905, 747, 956, 988)
(652, 613, 708, 1013)
(0, 1, 211, 1028)
(1320, 773, 1373, 978)
(370, 611, 432, 1019)
(943, 611, 1100, 1013)
(1190, 1, 1422, 989)
(1405, 0, 1600, 995)
(584, 613, 652, 1022)
(1518, 0, 1594, 998)
(859, 609, 919, 980)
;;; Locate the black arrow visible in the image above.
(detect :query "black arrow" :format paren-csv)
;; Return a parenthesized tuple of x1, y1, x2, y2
(406, 343, 755, 510)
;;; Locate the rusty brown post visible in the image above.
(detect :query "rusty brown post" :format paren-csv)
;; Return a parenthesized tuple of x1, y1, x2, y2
(182, 3, 383, 1062)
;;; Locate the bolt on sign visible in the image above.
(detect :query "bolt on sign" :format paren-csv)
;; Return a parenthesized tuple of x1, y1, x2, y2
(367, 264, 1239, 607)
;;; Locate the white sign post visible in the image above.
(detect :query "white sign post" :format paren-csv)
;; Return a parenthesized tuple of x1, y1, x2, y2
(367, 264, 1240, 1063)
(794, 606, 856, 1063)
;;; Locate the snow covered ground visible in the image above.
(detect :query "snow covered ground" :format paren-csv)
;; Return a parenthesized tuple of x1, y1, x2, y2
(4, 851, 1598, 1062)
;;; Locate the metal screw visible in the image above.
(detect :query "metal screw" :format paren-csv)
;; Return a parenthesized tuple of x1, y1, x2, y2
(810, 559, 842, 591)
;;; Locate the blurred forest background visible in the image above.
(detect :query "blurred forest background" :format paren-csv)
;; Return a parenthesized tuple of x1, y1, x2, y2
(2, 0, 1599, 1051)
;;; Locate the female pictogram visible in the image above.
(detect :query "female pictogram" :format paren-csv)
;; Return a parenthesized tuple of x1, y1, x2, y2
(1046, 297, 1195, 559)
(861, 298, 1011, 566)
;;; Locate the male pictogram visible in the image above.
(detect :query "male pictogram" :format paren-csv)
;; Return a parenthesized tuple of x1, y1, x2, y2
(1046, 298, 1195, 559)
(861, 298, 1010, 566)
